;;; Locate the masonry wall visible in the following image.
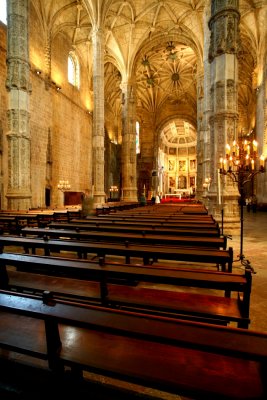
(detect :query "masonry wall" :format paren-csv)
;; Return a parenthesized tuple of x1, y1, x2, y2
(0, 22, 8, 210)
(29, 5, 92, 208)
(0, 7, 93, 210)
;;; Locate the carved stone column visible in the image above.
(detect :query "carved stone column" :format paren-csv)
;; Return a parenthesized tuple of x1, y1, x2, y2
(91, 27, 106, 205)
(121, 82, 138, 202)
(208, 0, 240, 233)
(197, 3, 211, 204)
(6, 0, 32, 210)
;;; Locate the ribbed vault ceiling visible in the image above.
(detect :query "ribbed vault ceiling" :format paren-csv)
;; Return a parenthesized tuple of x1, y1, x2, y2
(30, 0, 266, 139)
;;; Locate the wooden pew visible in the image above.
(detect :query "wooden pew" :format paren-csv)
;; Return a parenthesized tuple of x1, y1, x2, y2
(0, 252, 250, 327)
(0, 216, 21, 235)
(117, 204, 209, 215)
(0, 211, 81, 233)
(95, 213, 215, 221)
(69, 217, 220, 230)
(67, 209, 81, 221)
(0, 236, 234, 271)
(96, 201, 140, 215)
(48, 222, 221, 237)
(0, 212, 54, 231)
(95, 214, 216, 223)
(21, 227, 227, 249)
(0, 290, 266, 399)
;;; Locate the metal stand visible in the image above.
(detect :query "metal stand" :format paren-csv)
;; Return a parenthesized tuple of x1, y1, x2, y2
(220, 168, 263, 273)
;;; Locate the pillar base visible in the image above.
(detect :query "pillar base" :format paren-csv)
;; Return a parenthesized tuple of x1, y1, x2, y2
(121, 188, 138, 202)
(93, 192, 106, 207)
(6, 191, 32, 211)
(204, 192, 241, 236)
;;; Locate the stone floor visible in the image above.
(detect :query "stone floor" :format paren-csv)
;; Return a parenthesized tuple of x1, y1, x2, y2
(1, 208, 267, 399)
(229, 209, 267, 332)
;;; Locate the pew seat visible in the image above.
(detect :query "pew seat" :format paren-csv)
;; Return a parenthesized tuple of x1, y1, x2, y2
(0, 291, 265, 400)
(0, 252, 250, 327)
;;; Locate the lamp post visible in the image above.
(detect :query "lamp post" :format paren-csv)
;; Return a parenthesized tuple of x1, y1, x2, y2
(219, 137, 265, 267)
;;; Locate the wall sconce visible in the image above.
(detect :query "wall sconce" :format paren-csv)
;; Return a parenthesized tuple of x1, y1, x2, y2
(57, 180, 71, 192)
(51, 81, 61, 91)
(109, 185, 119, 199)
(35, 69, 42, 75)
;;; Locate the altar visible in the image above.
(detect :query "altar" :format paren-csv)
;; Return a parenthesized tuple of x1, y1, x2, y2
(163, 193, 182, 199)
(173, 188, 192, 196)
(164, 188, 192, 197)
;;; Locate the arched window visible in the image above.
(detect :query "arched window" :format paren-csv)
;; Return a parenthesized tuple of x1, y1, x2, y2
(68, 51, 80, 89)
(0, 0, 7, 25)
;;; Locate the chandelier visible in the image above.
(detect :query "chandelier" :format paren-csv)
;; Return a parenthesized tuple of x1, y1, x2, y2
(220, 139, 265, 175)
(219, 136, 265, 268)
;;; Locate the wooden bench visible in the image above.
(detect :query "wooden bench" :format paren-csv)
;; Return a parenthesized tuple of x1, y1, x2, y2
(48, 221, 221, 237)
(0, 252, 251, 327)
(94, 212, 215, 221)
(0, 236, 233, 271)
(83, 210, 215, 218)
(21, 227, 227, 249)
(0, 290, 265, 399)
(71, 217, 219, 230)
(0, 211, 79, 230)
(67, 209, 81, 221)
(96, 201, 140, 215)
(0, 216, 20, 235)
(114, 204, 209, 215)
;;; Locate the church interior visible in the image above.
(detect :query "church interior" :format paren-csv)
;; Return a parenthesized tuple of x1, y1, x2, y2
(0, 1, 267, 399)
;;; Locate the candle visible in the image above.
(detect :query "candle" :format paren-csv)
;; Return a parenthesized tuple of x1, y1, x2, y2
(226, 144, 230, 156)
(232, 140, 236, 154)
(246, 154, 249, 166)
(220, 157, 223, 169)
(253, 140, 258, 152)
(260, 155, 265, 167)
(251, 159, 255, 170)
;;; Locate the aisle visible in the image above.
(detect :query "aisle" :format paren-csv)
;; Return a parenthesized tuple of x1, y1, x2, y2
(230, 210, 267, 332)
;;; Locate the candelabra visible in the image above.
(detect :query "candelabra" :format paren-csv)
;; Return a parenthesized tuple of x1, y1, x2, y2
(219, 137, 265, 268)
(57, 180, 71, 191)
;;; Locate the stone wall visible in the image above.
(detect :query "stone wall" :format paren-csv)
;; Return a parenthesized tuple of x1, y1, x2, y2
(0, 8, 93, 209)
(0, 22, 7, 209)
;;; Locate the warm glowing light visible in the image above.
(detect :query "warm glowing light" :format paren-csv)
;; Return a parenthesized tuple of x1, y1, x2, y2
(57, 180, 71, 191)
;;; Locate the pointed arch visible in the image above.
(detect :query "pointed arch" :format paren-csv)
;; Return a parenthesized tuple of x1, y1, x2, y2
(68, 51, 80, 89)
